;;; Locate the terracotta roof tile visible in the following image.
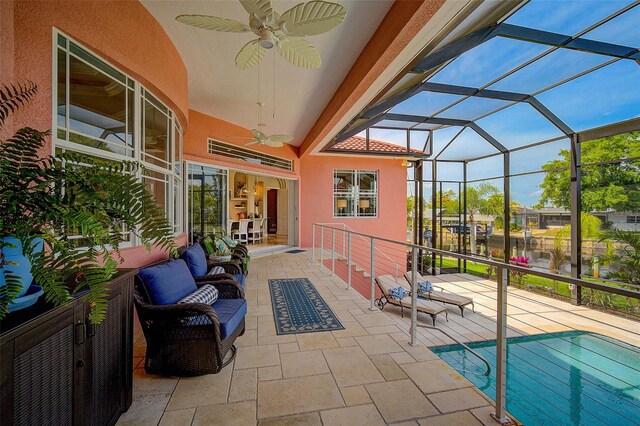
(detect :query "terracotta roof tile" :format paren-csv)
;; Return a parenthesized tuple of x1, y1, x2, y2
(331, 136, 424, 154)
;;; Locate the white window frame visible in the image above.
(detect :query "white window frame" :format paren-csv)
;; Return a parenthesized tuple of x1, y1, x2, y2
(333, 169, 378, 218)
(52, 29, 184, 246)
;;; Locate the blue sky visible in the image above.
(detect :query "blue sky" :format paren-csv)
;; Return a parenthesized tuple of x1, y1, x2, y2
(363, 1, 640, 207)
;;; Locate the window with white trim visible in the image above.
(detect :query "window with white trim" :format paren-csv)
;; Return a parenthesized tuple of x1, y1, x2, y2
(54, 31, 183, 243)
(333, 170, 378, 218)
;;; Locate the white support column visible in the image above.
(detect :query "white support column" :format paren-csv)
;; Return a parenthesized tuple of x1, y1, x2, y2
(312, 224, 316, 261)
(493, 266, 510, 424)
(370, 238, 376, 311)
(331, 228, 336, 276)
(347, 232, 352, 290)
(410, 247, 418, 346)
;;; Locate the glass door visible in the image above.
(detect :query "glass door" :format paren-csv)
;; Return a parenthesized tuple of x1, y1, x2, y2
(187, 164, 227, 244)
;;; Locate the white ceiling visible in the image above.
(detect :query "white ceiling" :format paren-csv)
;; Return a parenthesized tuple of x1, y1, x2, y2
(141, 0, 393, 146)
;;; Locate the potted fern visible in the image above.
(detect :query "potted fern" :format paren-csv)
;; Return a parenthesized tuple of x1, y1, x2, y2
(0, 81, 176, 322)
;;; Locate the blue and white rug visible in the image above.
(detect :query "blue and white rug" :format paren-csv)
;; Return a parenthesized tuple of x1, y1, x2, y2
(268, 278, 344, 335)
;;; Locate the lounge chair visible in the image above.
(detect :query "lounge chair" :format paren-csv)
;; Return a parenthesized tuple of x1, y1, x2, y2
(403, 271, 474, 317)
(374, 275, 447, 326)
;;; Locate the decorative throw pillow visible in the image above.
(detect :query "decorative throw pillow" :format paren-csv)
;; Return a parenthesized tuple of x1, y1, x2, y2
(208, 266, 225, 276)
(178, 284, 218, 305)
(388, 287, 408, 300)
(221, 236, 238, 248)
(202, 236, 215, 255)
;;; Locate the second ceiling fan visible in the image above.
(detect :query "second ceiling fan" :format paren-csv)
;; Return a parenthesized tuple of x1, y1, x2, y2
(176, 0, 347, 70)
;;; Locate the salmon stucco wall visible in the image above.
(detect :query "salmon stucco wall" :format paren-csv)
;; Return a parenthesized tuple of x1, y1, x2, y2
(183, 110, 300, 179)
(299, 156, 407, 263)
(2, 0, 189, 269)
(2, 0, 189, 141)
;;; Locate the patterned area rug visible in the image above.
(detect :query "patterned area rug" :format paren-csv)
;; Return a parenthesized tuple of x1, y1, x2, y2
(268, 278, 344, 335)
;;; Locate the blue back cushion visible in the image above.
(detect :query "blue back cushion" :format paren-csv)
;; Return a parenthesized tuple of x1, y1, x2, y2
(138, 259, 197, 305)
(180, 244, 208, 277)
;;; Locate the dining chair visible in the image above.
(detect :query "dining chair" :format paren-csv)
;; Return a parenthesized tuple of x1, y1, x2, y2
(249, 219, 262, 243)
(260, 218, 268, 241)
(232, 219, 249, 244)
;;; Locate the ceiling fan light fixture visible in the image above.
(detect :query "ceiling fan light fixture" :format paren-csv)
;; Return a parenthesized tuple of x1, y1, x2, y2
(259, 29, 275, 49)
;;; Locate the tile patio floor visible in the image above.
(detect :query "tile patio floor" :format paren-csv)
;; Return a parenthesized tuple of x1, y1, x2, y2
(118, 251, 639, 425)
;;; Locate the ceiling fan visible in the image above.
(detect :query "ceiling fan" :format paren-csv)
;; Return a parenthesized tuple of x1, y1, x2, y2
(176, 0, 347, 70)
(232, 102, 293, 147)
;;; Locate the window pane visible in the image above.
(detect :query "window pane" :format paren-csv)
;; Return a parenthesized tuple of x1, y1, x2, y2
(581, 4, 640, 47)
(187, 165, 227, 243)
(436, 97, 510, 121)
(57, 48, 66, 127)
(409, 130, 430, 153)
(368, 128, 408, 150)
(429, 37, 549, 88)
(432, 126, 464, 157)
(143, 98, 170, 167)
(510, 139, 570, 175)
(174, 123, 182, 176)
(476, 103, 564, 149)
(536, 60, 640, 132)
(358, 171, 377, 192)
(334, 170, 355, 191)
(436, 161, 464, 182)
(390, 91, 463, 117)
(358, 195, 376, 217)
(144, 170, 169, 216)
(334, 194, 354, 217)
(67, 54, 131, 154)
(505, 0, 628, 36)
(468, 155, 504, 181)
(438, 127, 499, 161)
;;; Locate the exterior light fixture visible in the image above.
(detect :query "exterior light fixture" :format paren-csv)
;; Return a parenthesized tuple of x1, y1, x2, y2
(400, 158, 411, 167)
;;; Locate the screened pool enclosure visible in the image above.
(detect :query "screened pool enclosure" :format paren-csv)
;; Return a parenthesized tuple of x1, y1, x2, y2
(325, 0, 640, 306)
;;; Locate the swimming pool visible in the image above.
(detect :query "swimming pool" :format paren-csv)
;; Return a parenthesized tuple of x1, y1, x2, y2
(431, 331, 640, 426)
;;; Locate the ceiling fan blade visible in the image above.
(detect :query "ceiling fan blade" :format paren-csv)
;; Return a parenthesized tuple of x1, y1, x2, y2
(227, 135, 257, 140)
(266, 140, 284, 148)
(175, 15, 250, 33)
(279, 1, 347, 37)
(277, 36, 321, 69)
(239, 0, 274, 21)
(267, 134, 293, 144)
(235, 40, 267, 70)
(251, 128, 268, 140)
(244, 140, 260, 146)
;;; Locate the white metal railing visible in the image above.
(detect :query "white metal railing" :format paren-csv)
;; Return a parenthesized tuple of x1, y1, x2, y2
(311, 223, 640, 425)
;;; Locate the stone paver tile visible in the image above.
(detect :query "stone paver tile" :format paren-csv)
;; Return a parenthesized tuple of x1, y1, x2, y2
(401, 360, 472, 394)
(259, 365, 283, 381)
(166, 365, 232, 410)
(279, 342, 299, 353)
(132, 368, 178, 397)
(339, 385, 371, 406)
(158, 408, 195, 426)
(331, 322, 368, 338)
(366, 379, 438, 423)
(258, 412, 322, 425)
(236, 329, 258, 347)
(469, 407, 502, 426)
(323, 346, 385, 387)
(354, 313, 397, 328)
(366, 325, 404, 335)
(390, 351, 416, 365)
(281, 350, 330, 378)
(428, 388, 489, 413)
(418, 410, 484, 426)
(336, 336, 359, 347)
(235, 344, 280, 369)
(389, 421, 419, 425)
(258, 334, 298, 346)
(245, 315, 258, 330)
(296, 332, 339, 351)
(320, 404, 385, 426)
(193, 400, 256, 426)
(355, 334, 403, 355)
(117, 393, 169, 426)
(257, 374, 344, 419)
(396, 341, 440, 362)
(229, 368, 257, 402)
(369, 354, 408, 381)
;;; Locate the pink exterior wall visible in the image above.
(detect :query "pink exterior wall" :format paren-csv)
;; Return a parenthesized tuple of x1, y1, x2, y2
(183, 110, 300, 180)
(2, 0, 189, 269)
(299, 156, 407, 268)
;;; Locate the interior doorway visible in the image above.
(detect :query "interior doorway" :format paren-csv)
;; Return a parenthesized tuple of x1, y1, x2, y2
(267, 189, 278, 234)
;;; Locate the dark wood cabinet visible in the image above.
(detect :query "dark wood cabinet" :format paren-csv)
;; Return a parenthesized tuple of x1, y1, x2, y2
(1, 269, 136, 426)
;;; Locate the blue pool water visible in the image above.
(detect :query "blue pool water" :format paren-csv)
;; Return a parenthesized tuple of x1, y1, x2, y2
(431, 331, 640, 426)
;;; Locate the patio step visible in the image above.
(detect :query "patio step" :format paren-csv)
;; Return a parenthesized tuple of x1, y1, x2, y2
(362, 271, 371, 278)
(355, 266, 365, 273)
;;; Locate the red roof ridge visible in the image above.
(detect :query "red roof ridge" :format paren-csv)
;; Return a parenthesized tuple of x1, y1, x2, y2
(331, 135, 424, 154)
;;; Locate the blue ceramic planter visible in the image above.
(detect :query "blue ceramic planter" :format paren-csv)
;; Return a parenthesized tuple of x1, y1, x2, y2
(1, 236, 44, 298)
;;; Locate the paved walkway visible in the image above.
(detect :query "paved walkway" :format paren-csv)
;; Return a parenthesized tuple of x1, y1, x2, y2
(118, 251, 639, 425)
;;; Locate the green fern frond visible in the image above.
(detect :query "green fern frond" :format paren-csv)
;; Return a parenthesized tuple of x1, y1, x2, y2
(0, 80, 37, 127)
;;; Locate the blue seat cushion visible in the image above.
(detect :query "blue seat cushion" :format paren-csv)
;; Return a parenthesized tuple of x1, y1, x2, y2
(138, 260, 197, 305)
(180, 244, 208, 277)
(212, 298, 247, 339)
(232, 273, 246, 289)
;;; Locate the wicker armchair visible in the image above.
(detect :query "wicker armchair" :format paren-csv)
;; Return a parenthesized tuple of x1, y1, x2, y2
(134, 260, 246, 376)
(179, 244, 247, 288)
